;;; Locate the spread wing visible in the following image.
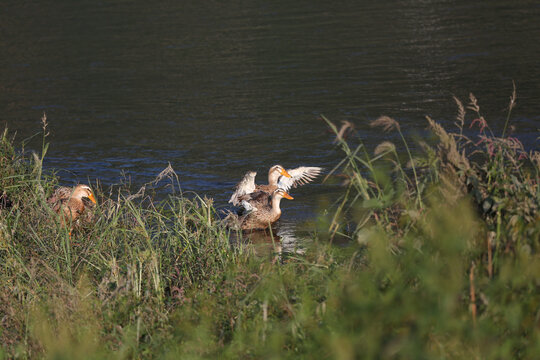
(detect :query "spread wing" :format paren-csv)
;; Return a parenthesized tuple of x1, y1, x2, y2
(229, 172, 257, 206)
(277, 166, 323, 192)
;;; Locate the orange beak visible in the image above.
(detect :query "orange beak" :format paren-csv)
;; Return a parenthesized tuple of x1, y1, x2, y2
(280, 168, 292, 178)
(87, 192, 97, 204)
(282, 192, 294, 200)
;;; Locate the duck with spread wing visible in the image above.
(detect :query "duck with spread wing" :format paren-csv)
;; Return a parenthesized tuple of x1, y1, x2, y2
(229, 164, 322, 208)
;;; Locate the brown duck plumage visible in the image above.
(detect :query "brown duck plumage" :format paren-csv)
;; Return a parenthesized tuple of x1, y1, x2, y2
(47, 184, 97, 234)
(227, 188, 293, 231)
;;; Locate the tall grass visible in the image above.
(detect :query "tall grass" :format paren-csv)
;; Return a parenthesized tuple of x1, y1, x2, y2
(0, 91, 539, 359)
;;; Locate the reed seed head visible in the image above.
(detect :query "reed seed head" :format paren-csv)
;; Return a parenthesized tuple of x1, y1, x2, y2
(370, 116, 400, 132)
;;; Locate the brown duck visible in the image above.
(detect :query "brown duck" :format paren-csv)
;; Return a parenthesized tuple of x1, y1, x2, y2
(229, 164, 322, 207)
(47, 184, 97, 235)
(227, 188, 293, 231)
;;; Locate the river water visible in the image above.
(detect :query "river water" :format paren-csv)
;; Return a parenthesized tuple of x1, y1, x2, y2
(1, 1, 539, 240)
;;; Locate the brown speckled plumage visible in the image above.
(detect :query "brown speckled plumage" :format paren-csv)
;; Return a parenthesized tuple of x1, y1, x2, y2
(227, 189, 293, 231)
(47, 184, 97, 233)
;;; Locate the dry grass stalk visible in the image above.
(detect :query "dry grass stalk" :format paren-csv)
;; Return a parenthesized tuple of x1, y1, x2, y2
(374, 141, 396, 156)
(531, 151, 540, 169)
(468, 93, 480, 113)
(126, 185, 146, 201)
(509, 80, 517, 112)
(469, 262, 477, 327)
(438, 166, 466, 204)
(453, 96, 466, 132)
(0, 191, 12, 210)
(41, 112, 50, 137)
(426, 116, 471, 173)
(487, 231, 495, 279)
(370, 116, 400, 132)
(153, 162, 178, 185)
(333, 120, 355, 143)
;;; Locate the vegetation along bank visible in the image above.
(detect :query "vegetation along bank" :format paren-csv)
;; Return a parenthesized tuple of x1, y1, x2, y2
(0, 93, 539, 358)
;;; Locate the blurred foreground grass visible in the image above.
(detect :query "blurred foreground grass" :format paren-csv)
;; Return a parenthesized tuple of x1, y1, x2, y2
(0, 94, 539, 359)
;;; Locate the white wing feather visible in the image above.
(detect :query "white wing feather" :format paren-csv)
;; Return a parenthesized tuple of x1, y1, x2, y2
(229, 172, 257, 205)
(277, 166, 323, 192)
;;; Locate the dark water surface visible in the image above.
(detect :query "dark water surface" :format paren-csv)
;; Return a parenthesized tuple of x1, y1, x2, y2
(1, 1, 540, 238)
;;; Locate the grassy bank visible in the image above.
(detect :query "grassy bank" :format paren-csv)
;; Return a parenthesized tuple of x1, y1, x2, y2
(0, 94, 539, 359)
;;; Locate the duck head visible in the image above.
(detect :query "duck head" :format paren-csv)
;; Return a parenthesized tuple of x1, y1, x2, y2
(268, 165, 291, 185)
(73, 184, 97, 205)
(272, 188, 293, 200)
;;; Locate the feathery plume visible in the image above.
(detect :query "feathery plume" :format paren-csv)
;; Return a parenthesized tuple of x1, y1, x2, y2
(374, 141, 396, 156)
(333, 120, 355, 143)
(453, 96, 466, 131)
(370, 116, 400, 132)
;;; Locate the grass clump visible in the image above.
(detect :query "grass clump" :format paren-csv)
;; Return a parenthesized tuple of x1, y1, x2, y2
(0, 91, 539, 359)
(320, 90, 539, 358)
